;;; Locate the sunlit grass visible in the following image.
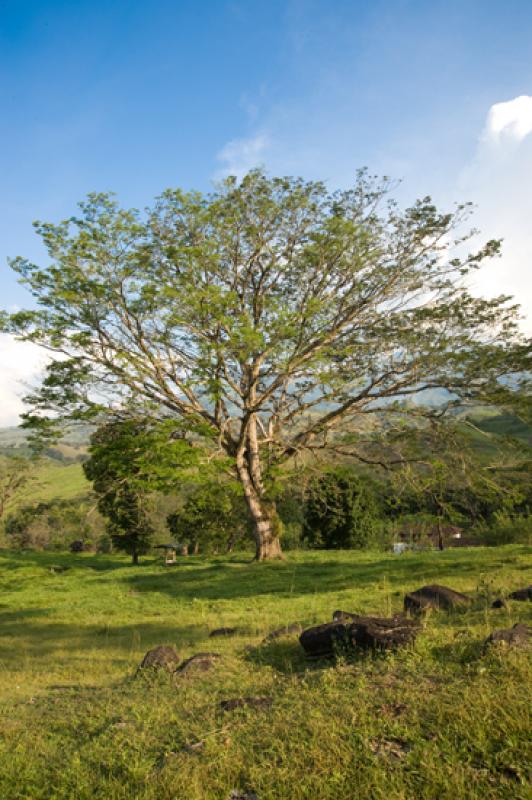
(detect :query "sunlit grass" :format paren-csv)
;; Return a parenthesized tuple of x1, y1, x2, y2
(0, 546, 530, 799)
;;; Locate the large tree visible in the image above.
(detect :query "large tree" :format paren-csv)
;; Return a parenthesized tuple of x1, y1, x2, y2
(3, 170, 529, 559)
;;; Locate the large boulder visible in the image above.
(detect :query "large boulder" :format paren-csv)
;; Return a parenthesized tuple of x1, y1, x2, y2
(508, 586, 532, 602)
(484, 623, 530, 649)
(299, 614, 420, 658)
(138, 645, 180, 672)
(349, 614, 420, 650)
(299, 621, 348, 657)
(404, 584, 469, 614)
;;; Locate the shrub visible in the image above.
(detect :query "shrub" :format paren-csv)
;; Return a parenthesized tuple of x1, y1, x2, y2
(302, 468, 384, 549)
(473, 512, 532, 546)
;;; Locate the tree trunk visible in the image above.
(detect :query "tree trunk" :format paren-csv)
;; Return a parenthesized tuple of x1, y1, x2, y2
(236, 449, 283, 561)
(254, 509, 284, 561)
(132, 550, 139, 565)
(437, 518, 444, 551)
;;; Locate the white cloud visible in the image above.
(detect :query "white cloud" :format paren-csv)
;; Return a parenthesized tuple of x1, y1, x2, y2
(459, 96, 532, 335)
(216, 132, 270, 179)
(483, 95, 532, 144)
(0, 334, 49, 427)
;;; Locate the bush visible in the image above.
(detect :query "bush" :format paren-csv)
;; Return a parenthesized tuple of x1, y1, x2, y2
(302, 468, 384, 549)
(473, 512, 532, 546)
(279, 521, 305, 551)
(4, 498, 104, 551)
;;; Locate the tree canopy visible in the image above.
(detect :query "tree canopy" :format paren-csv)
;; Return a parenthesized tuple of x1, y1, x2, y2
(3, 169, 530, 559)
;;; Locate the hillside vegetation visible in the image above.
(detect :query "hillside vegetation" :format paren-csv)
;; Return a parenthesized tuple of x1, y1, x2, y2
(0, 546, 530, 799)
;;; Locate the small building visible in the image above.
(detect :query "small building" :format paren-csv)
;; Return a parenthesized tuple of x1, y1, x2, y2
(155, 543, 180, 565)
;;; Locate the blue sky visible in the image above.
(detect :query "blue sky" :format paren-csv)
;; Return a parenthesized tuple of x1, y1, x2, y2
(1, 0, 531, 423)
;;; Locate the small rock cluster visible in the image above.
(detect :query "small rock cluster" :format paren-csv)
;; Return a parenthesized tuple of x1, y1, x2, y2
(137, 646, 220, 676)
(139, 581, 530, 677)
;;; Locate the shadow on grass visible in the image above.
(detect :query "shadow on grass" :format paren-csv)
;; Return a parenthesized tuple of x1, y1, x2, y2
(429, 638, 485, 665)
(2, 547, 528, 605)
(244, 632, 394, 675)
(0, 619, 209, 668)
(122, 553, 487, 603)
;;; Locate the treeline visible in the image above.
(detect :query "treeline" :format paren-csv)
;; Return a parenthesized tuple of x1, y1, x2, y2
(3, 447, 531, 558)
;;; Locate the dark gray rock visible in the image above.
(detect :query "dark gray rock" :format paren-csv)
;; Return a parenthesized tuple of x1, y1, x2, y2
(299, 621, 349, 658)
(138, 645, 180, 672)
(508, 586, 532, 601)
(299, 614, 420, 658)
(485, 623, 530, 649)
(220, 696, 273, 712)
(209, 627, 239, 637)
(228, 791, 258, 800)
(404, 584, 469, 614)
(349, 614, 420, 650)
(176, 652, 221, 674)
(491, 598, 507, 609)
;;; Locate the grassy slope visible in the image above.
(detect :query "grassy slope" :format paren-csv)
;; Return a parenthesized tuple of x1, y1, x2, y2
(9, 461, 89, 510)
(0, 546, 530, 800)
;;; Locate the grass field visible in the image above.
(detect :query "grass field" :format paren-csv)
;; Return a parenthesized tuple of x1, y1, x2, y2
(0, 546, 530, 799)
(8, 461, 89, 510)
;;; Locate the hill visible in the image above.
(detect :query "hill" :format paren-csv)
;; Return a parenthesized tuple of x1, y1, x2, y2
(1, 407, 530, 513)
(14, 460, 90, 508)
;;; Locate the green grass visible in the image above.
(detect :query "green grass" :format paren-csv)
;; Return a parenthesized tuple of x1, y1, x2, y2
(0, 546, 530, 799)
(11, 461, 89, 509)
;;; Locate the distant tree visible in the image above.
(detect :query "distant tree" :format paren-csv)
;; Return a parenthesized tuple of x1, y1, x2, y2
(303, 468, 382, 549)
(167, 481, 252, 554)
(4, 497, 103, 550)
(83, 420, 155, 564)
(0, 456, 36, 523)
(4, 170, 530, 559)
(83, 417, 200, 563)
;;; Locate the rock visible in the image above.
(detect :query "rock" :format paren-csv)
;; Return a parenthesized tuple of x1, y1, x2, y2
(404, 584, 469, 614)
(220, 696, 273, 712)
(508, 586, 532, 601)
(262, 622, 303, 642)
(491, 598, 507, 609)
(349, 614, 420, 650)
(138, 645, 180, 672)
(176, 652, 221, 674)
(299, 614, 420, 658)
(484, 623, 530, 649)
(369, 737, 411, 760)
(228, 791, 258, 800)
(299, 621, 349, 657)
(209, 627, 239, 637)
